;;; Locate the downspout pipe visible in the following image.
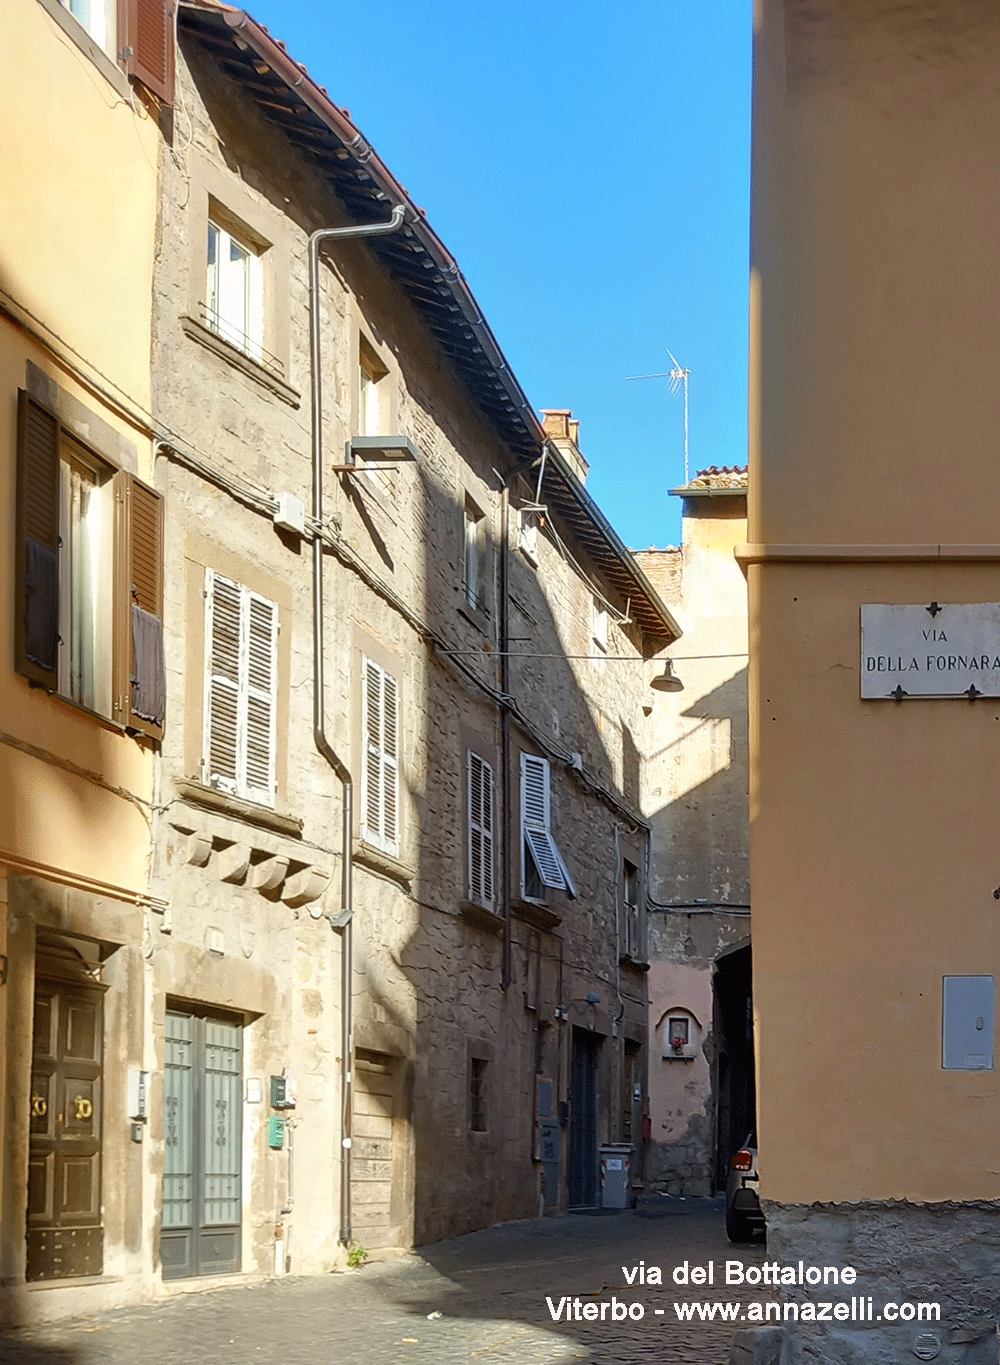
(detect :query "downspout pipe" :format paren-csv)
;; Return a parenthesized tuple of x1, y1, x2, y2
(308, 204, 406, 1248)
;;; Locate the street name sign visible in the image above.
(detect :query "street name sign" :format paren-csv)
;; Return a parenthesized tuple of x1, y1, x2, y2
(861, 603, 1000, 699)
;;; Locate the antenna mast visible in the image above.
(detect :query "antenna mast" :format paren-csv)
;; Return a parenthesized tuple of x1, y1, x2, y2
(625, 349, 692, 484)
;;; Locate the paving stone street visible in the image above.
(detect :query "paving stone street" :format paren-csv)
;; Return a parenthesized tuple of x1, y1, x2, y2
(1, 1200, 768, 1365)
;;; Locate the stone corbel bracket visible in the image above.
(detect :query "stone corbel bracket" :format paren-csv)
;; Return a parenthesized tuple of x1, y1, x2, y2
(170, 808, 334, 910)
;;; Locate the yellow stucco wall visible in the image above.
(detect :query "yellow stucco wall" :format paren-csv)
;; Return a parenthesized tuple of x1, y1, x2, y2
(2, 1, 158, 413)
(0, 0, 158, 895)
(749, 0, 1000, 1205)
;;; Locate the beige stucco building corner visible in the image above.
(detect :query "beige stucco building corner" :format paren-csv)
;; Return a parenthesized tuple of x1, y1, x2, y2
(747, 2, 1000, 1360)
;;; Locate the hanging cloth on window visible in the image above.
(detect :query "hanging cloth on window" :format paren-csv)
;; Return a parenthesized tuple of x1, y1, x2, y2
(25, 538, 58, 674)
(131, 603, 166, 725)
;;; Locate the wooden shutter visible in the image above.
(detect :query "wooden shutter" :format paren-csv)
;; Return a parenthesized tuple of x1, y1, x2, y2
(468, 752, 495, 908)
(243, 593, 277, 806)
(204, 571, 241, 795)
(121, 474, 164, 739)
(362, 658, 400, 858)
(121, 0, 176, 105)
(521, 753, 574, 894)
(15, 390, 60, 690)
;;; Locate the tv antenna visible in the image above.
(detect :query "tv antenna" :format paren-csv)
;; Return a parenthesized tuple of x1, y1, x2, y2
(626, 349, 691, 484)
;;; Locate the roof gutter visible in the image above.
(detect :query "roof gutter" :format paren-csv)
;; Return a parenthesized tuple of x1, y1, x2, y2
(542, 440, 683, 642)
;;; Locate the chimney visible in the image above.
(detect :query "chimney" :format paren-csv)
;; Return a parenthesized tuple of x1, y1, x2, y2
(540, 408, 590, 486)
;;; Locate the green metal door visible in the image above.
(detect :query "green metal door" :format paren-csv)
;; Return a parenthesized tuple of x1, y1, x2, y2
(161, 1008, 242, 1279)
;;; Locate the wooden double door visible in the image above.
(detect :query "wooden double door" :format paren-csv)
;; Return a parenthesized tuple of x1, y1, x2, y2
(28, 973, 105, 1281)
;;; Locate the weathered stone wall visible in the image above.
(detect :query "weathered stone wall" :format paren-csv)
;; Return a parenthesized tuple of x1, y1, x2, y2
(734, 1201, 1000, 1365)
(145, 27, 657, 1283)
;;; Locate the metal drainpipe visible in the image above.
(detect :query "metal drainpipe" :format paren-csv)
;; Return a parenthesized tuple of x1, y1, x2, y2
(499, 485, 512, 990)
(308, 204, 406, 1247)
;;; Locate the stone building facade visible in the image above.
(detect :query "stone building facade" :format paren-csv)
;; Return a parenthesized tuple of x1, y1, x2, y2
(123, 0, 676, 1305)
(634, 468, 751, 1199)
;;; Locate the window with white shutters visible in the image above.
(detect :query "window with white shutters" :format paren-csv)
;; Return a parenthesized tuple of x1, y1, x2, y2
(362, 657, 400, 857)
(520, 753, 576, 900)
(203, 570, 278, 807)
(467, 751, 495, 908)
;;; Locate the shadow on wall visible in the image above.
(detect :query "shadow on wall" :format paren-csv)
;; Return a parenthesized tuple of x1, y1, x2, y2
(646, 666, 749, 908)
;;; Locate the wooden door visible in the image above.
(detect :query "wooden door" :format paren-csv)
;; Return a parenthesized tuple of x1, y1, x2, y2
(568, 1029, 599, 1208)
(27, 978, 104, 1280)
(352, 1049, 395, 1249)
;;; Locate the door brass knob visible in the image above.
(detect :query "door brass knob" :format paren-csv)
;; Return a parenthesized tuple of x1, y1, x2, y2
(31, 1095, 47, 1118)
(73, 1096, 93, 1120)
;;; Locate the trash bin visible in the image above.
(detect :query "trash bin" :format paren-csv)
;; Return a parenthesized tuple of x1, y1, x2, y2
(599, 1143, 633, 1209)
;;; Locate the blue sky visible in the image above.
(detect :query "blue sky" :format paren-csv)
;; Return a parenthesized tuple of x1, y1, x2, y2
(247, 1, 752, 549)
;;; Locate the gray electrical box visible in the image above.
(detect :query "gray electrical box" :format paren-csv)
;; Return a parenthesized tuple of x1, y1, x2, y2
(943, 975, 994, 1070)
(599, 1143, 633, 1209)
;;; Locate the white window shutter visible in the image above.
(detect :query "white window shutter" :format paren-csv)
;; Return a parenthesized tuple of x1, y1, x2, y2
(468, 752, 495, 908)
(382, 670, 399, 856)
(362, 658, 400, 858)
(205, 570, 241, 794)
(204, 570, 278, 808)
(521, 753, 573, 894)
(244, 593, 277, 805)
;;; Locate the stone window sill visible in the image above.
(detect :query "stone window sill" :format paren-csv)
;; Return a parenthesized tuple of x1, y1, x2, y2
(353, 841, 414, 889)
(459, 899, 504, 934)
(181, 315, 300, 408)
(176, 779, 303, 837)
(457, 598, 491, 636)
(513, 898, 562, 932)
(619, 953, 651, 973)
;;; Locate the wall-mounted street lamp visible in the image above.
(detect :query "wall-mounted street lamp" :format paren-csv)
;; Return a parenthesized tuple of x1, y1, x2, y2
(554, 992, 602, 1021)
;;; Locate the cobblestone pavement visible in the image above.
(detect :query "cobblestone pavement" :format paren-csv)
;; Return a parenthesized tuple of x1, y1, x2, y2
(1, 1199, 769, 1365)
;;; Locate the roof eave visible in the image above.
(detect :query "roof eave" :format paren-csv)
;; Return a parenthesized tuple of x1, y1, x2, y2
(178, 1, 680, 644)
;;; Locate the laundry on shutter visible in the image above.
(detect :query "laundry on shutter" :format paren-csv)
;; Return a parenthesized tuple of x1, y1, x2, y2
(131, 604, 166, 725)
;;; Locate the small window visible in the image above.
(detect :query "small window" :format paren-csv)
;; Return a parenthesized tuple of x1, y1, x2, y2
(463, 498, 488, 614)
(207, 218, 263, 361)
(518, 509, 539, 565)
(467, 751, 495, 909)
(591, 596, 609, 652)
(356, 337, 391, 489)
(59, 440, 115, 717)
(362, 657, 400, 857)
(520, 753, 576, 902)
(359, 336, 389, 438)
(59, 0, 106, 48)
(203, 571, 278, 806)
(622, 858, 640, 960)
(15, 390, 165, 737)
(470, 1058, 487, 1132)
